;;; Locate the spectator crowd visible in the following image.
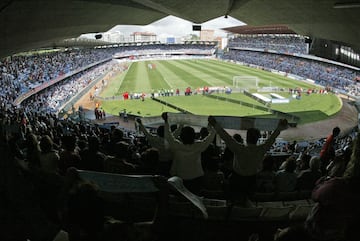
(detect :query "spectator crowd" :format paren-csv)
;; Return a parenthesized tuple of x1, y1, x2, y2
(228, 35, 308, 54)
(223, 50, 360, 96)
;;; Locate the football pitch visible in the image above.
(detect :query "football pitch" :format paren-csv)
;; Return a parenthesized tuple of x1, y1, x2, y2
(98, 59, 342, 125)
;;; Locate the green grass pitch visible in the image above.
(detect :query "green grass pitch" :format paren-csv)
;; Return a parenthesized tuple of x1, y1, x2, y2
(98, 59, 342, 125)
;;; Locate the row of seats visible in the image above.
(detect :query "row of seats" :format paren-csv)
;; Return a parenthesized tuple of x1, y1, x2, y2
(199, 189, 312, 202)
(171, 196, 314, 222)
(78, 170, 315, 224)
(101, 192, 314, 223)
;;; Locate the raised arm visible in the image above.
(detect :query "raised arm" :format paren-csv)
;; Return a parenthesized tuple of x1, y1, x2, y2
(208, 116, 239, 152)
(172, 123, 183, 139)
(196, 124, 216, 152)
(162, 112, 178, 146)
(262, 119, 288, 150)
(136, 117, 156, 141)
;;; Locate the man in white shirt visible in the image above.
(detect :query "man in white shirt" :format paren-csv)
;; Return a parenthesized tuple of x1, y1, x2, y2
(162, 112, 216, 194)
(208, 116, 288, 204)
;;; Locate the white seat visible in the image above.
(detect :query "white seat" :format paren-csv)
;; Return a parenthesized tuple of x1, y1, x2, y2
(206, 206, 228, 221)
(256, 201, 284, 208)
(289, 204, 314, 220)
(228, 206, 263, 220)
(283, 199, 310, 206)
(259, 206, 293, 220)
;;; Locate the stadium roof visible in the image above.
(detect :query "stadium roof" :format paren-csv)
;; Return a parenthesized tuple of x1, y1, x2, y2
(1, 0, 360, 58)
(222, 25, 297, 35)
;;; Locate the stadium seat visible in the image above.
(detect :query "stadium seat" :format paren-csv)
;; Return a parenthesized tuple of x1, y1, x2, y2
(252, 192, 276, 202)
(259, 206, 293, 221)
(227, 206, 263, 221)
(288, 204, 314, 220)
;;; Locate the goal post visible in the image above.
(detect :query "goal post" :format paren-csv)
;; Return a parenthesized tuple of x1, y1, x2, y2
(233, 76, 259, 89)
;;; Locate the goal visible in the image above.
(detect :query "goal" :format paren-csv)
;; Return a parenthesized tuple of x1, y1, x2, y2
(233, 76, 259, 89)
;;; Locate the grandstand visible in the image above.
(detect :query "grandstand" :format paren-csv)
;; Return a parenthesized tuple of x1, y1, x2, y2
(223, 25, 307, 51)
(223, 50, 360, 97)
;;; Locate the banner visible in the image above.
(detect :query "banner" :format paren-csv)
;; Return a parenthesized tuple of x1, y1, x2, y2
(215, 116, 281, 131)
(140, 113, 283, 131)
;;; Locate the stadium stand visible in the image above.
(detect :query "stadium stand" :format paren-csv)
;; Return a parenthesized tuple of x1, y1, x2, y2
(228, 35, 308, 54)
(0, 42, 359, 241)
(223, 49, 360, 97)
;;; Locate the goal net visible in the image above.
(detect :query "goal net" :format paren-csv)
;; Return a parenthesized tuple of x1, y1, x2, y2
(233, 76, 259, 89)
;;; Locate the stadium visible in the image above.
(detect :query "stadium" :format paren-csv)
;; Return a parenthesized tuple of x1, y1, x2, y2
(79, 48, 355, 137)
(1, 1, 360, 241)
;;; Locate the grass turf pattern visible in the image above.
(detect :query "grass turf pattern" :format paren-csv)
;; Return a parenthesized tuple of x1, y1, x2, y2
(98, 59, 341, 124)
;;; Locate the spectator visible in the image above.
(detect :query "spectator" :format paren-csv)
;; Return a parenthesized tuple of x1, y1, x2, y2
(208, 116, 288, 205)
(104, 128, 124, 155)
(319, 126, 340, 175)
(296, 156, 322, 191)
(55, 171, 170, 241)
(79, 136, 106, 172)
(275, 132, 360, 241)
(58, 135, 81, 175)
(136, 118, 177, 176)
(138, 147, 160, 175)
(39, 135, 60, 174)
(304, 132, 360, 241)
(327, 146, 352, 177)
(256, 155, 276, 193)
(24, 132, 42, 171)
(295, 152, 312, 174)
(162, 112, 216, 194)
(221, 133, 244, 178)
(274, 156, 298, 192)
(202, 155, 225, 193)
